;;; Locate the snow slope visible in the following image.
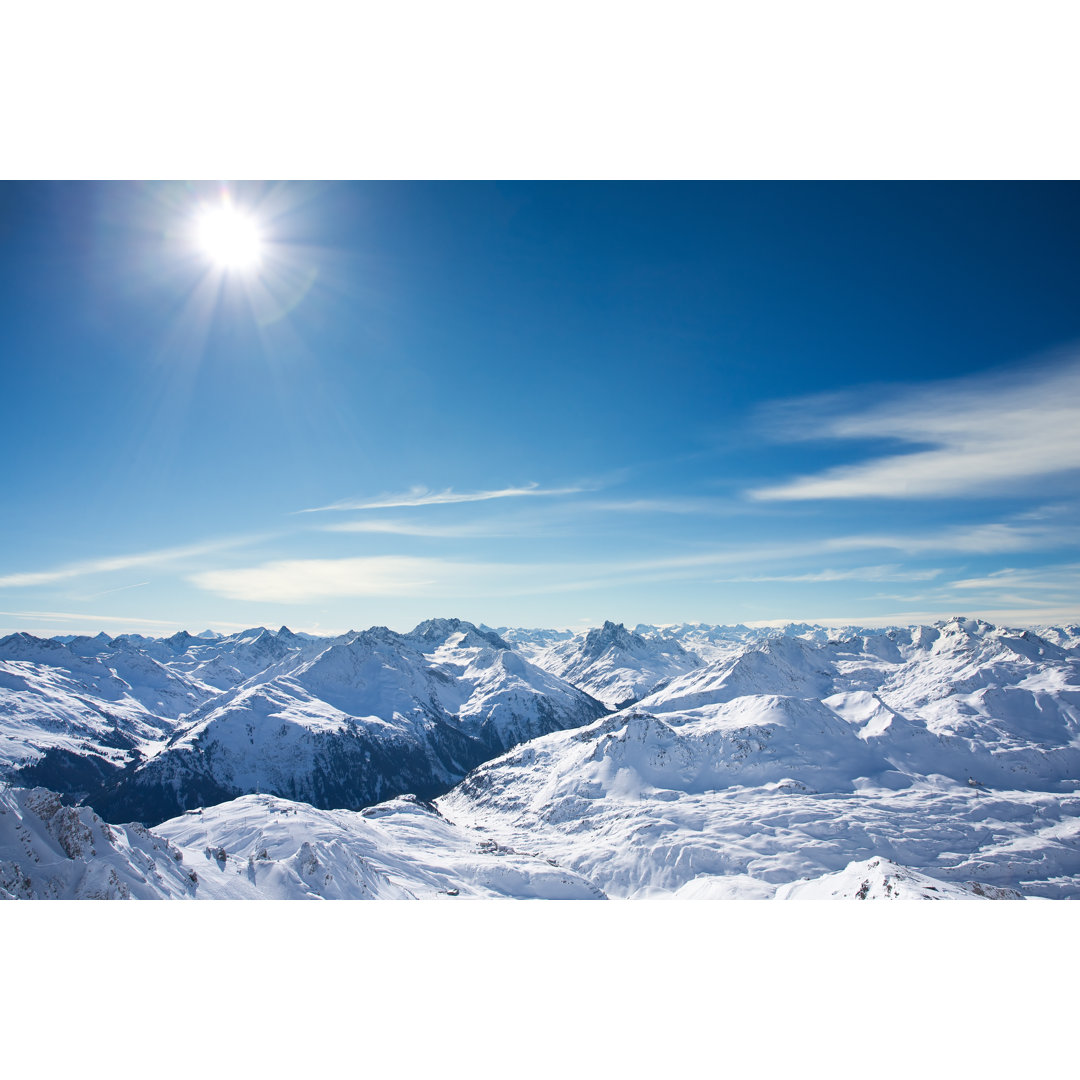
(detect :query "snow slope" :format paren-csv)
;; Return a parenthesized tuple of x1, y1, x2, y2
(3, 615, 1079, 899)
(438, 618, 1080, 899)
(773, 857, 1025, 900)
(72, 621, 605, 825)
(155, 792, 604, 899)
(440, 716, 1080, 898)
(530, 620, 702, 707)
(0, 785, 197, 899)
(0, 783, 603, 899)
(0, 632, 217, 801)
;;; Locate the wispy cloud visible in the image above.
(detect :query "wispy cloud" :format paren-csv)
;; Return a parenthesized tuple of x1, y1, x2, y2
(822, 521, 1078, 555)
(0, 534, 268, 589)
(76, 581, 151, 601)
(575, 497, 732, 515)
(190, 517, 1078, 604)
(299, 483, 586, 513)
(190, 557, 447, 602)
(948, 564, 1080, 591)
(715, 565, 943, 584)
(749, 355, 1080, 500)
(0, 609, 183, 629)
(321, 519, 521, 539)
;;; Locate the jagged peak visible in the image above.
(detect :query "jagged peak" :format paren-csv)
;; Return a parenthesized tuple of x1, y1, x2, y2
(408, 617, 510, 651)
(0, 631, 66, 652)
(936, 615, 997, 636)
(352, 625, 409, 648)
(582, 620, 640, 654)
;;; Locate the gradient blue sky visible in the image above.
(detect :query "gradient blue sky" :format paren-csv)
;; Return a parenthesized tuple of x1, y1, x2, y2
(3, 180, 1080, 635)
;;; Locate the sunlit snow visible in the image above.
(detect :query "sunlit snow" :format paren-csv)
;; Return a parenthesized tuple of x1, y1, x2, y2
(3, 615, 1080, 898)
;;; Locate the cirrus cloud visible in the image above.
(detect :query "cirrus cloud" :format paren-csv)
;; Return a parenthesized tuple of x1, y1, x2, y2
(299, 482, 587, 513)
(749, 355, 1080, 500)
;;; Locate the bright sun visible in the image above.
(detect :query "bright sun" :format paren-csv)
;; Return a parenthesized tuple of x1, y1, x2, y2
(196, 203, 263, 270)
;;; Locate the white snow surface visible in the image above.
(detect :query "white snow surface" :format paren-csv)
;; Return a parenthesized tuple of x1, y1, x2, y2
(0, 620, 605, 825)
(530, 620, 702, 707)
(437, 616, 1080, 899)
(154, 792, 603, 899)
(773, 856, 1025, 900)
(3, 614, 1080, 899)
(0, 635, 215, 769)
(0, 784, 601, 899)
(0, 785, 196, 899)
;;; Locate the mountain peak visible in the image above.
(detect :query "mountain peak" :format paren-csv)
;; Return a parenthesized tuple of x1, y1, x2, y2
(408, 617, 510, 651)
(582, 621, 640, 656)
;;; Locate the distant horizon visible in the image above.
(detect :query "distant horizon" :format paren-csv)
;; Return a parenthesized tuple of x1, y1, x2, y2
(5, 608, 1078, 642)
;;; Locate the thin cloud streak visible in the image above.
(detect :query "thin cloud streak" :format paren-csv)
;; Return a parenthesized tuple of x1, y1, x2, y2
(822, 522, 1079, 555)
(949, 564, 1080, 591)
(0, 609, 184, 629)
(715, 566, 943, 584)
(321, 519, 522, 539)
(189, 518, 1054, 604)
(0, 534, 272, 589)
(575, 497, 733, 515)
(299, 483, 587, 513)
(750, 355, 1080, 500)
(77, 581, 151, 601)
(191, 557, 443, 603)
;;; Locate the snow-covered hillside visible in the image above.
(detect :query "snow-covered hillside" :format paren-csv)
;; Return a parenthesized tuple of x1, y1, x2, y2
(439, 617, 1080, 898)
(1, 619, 604, 826)
(773, 857, 1025, 900)
(0, 785, 601, 899)
(529, 620, 702, 707)
(3, 615, 1079, 898)
(0, 785, 197, 899)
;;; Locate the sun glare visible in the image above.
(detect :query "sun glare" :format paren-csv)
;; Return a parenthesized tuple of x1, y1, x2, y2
(196, 203, 263, 270)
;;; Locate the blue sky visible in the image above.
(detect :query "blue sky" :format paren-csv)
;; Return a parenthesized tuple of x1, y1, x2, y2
(3, 180, 1080, 635)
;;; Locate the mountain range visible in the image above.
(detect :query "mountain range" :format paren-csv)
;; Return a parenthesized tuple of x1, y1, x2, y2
(3, 615, 1079, 899)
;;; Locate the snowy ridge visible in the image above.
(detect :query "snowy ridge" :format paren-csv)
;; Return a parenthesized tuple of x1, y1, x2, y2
(531, 620, 702, 707)
(437, 616, 1080, 898)
(773, 857, 1025, 900)
(0, 631, 217, 801)
(0, 785, 196, 899)
(12, 619, 605, 826)
(154, 793, 604, 899)
(0, 784, 603, 899)
(3, 614, 1080, 898)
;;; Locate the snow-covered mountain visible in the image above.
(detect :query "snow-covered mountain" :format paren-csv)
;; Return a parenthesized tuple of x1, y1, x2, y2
(773, 857, 1025, 900)
(487, 625, 576, 661)
(0, 631, 218, 799)
(0, 785, 197, 899)
(0, 785, 602, 899)
(3, 614, 1080, 898)
(2, 619, 605, 826)
(633, 621, 837, 663)
(438, 617, 1080, 898)
(528, 620, 702, 707)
